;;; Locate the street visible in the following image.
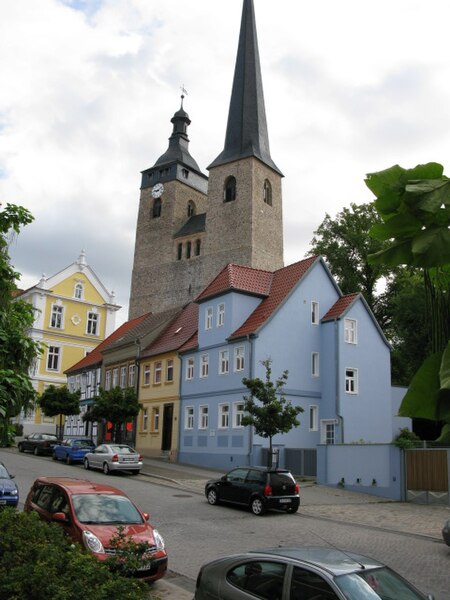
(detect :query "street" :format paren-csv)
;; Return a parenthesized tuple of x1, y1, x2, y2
(2, 448, 449, 599)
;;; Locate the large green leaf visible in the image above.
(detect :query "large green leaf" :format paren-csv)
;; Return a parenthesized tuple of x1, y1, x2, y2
(398, 352, 442, 419)
(439, 341, 450, 389)
(436, 423, 450, 443)
(365, 165, 406, 198)
(370, 213, 422, 241)
(411, 227, 450, 266)
(368, 240, 413, 266)
(406, 179, 450, 213)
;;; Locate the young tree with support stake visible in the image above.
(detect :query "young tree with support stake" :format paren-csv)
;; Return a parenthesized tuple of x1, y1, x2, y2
(242, 359, 303, 467)
(38, 385, 81, 439)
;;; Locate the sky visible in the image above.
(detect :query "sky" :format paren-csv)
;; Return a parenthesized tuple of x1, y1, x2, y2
(2, 0, 450, 325)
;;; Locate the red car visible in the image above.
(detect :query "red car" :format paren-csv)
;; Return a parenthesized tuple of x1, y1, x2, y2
(24, 477, 167, 581)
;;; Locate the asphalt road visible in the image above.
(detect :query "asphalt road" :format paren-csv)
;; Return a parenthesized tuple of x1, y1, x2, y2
(2, 448, 449, 599)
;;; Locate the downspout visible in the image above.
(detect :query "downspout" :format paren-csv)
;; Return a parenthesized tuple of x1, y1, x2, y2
(247, 334, 254, 463)
(133, 338, 141, 448)
(334, 319, 344, 443)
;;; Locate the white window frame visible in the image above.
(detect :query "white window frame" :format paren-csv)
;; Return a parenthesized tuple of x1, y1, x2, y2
(166, 359, 174, 382)
(219, 350, 229, 375)
(199, 405, 209, 430)
(105, 370, 111, 391)
(143, 364, 150, 386)
(311, 352, 319, 377)
(218, 404, 229, 429)
(309, 405, 318, 431)
(217, 303, 225, 327)
(205, 306, 213, 330)
(320, 419, 336, 444)
(154, 361, 162, 384)
(74, 283, 84, 299)
(200, 354, 209, 378)
(128, 364, 135, 387)
(50, 303, 64, 329)
(112, 368, 119, 387)
(186, 358, 194, 380)
(311, 301, 319, 325)
(185, 406, 194, 430)
(234, 346, 245, 372)
(345, 318, 357, 344)
(345, 368, 358, 394)
(120, 366, 127, 388)
(152, 407, 160, 432)
(142, 408, 148, 431)
(87, 310, 99, 335)
(233, 402, 245, 428)
(47, 346, 61, 371)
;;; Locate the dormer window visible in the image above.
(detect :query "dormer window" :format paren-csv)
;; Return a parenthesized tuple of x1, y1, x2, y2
(263, 179, 272, 206)
(74, 283, 83, 299)
(224, 176, 236, 202)
(152, 198, 162, 218)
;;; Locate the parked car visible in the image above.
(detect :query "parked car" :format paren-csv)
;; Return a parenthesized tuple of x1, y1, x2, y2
(53, 437, 96, 464)
(83, 444, 143, 475)
(17, 432, 59, 456)
(24, 476, 167, 581)
(194, 546, 435, 600)
(205, 466, 300, 516)
(442, 519, 450, 546)
(0, 461, 19, 508)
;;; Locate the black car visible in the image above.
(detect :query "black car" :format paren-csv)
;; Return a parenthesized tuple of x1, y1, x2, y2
(18, 432, 59, 456)
(442, 519, 450, 546)
(205, 466, 300, 516)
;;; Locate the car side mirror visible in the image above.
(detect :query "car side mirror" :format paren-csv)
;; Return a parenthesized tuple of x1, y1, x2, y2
(10, 474, 15, 479)
(143, 512, 150, 521)
(427, 595, 435, 600)
(53, 512, 69, 523)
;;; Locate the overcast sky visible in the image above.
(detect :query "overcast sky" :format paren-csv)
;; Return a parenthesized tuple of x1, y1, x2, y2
(2, 0, 449, 325)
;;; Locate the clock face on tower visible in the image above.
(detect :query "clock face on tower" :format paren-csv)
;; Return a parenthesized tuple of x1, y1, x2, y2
(151, 183, 164, 198)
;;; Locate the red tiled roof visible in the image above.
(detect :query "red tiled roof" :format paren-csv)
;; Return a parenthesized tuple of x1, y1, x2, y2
(196, 263, 273, 301)
(178, 331, 198, 353)
(229, 256, 319, 339)
(321, 293, 359, 322)
(64, 312, 151, 374)
(141, 303, 199, 358)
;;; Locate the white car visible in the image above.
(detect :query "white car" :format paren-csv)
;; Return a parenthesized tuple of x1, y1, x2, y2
(83, 444, 142, 475)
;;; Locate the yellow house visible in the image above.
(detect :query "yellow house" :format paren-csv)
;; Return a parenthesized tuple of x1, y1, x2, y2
(16, 250, 121, 434)
(136, 303, 198, 460)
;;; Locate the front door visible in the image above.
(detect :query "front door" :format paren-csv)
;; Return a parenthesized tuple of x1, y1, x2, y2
(161, 404, 173, 452)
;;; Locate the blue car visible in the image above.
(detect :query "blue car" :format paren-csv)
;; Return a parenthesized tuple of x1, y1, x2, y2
(0, 461, 19, 508)
(52, 437, 96, 465)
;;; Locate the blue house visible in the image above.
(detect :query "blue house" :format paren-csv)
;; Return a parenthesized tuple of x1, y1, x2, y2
(178, 256, 401, 472)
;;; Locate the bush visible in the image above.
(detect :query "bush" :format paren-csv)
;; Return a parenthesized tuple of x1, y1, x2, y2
(393, 427, 422, 450)
(0, 509, 151, 600)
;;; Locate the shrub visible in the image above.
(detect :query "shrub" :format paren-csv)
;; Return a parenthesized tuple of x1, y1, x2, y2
(0, 509, 150, 600)
(393, 427, 421, 450)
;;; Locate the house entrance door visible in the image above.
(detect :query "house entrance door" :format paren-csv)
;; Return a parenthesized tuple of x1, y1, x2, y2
(161, 404, 173, 452)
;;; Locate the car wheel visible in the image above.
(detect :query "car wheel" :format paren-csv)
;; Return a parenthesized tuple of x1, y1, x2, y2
(130, 470, 140, 476)
(34, 446, 40, 456)
(66, 454, 72, 465)
(251, 496, 266, 516)
(206, 487, 219, 505)
(18, 443, 24, 453)
(103, 462, 110, 475)
(84, 458, 90, 470)
(52, 452, 58, 461)
(286, 505, 299, 514)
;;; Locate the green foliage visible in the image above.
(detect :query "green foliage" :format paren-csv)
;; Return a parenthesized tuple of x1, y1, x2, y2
(242, 359, 303, 465)
(393, 427, 421, 450)
(84, 387, 141, 443)
(0, 509, 148, 600)
(39, 385, 81, 439)
(105, 525, 154, 577)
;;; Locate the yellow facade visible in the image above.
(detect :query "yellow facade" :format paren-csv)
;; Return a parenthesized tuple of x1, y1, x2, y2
(136, 351, 180, 459)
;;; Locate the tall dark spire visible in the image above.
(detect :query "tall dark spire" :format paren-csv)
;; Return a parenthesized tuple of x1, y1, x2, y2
(208, 0, 282, 175)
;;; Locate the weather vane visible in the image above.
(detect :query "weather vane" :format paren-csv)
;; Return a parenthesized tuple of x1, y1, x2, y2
(180, 84, 188, 107)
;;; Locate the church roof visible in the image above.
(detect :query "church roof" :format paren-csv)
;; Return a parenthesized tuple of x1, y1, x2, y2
(208, 0, 282, 176)
(174, 213, 206, 238)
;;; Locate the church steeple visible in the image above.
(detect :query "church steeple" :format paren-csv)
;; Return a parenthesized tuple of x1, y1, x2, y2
(208, 0, 282, 176)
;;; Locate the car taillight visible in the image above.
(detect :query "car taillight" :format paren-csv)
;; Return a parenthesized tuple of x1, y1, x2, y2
(294, 483, 299, 494)
(112, 454, 119, 462)
(138, 454, 142, 461)
(263, 484, 272, 497)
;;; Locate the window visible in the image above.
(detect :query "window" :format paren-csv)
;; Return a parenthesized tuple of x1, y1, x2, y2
(186, 241, 192, 259)
(195, 239, 201, 256)
(128, 364, 135, 387)
(182, 169, 190, 180)
(47, 346, 60, 371)
(112, 368, 119, 387)
(233, 402, 245, 428)
(186, 358, 194, 380)
(120, 366, 127, 388)
(185, 406, 194, 430)
(105, 370, 111, 391)
(234, 346, 245, 371)
(154, 361, 162, 384)
(219, 350, 229, 374)
(199, 405, 208, 429)
(311, 301, 319, 325)
(311, 352, 319, 377)
(219, 404, 229, 428)
(291, 566, 339, 599)
(177, 243, 183, 260)
(217, 303, 225, 327)
(50, 304, 64, 329)
(152, 198, 161, 218)
(224, 176, 236, 202)
(87, 311, 99, 335)
(309, 406, 318, 431)
(200, 354, 209, 378)
(74, 283, 83, 299)
(205, 307, 213, 330)
(152, 407, 160, 431)
(166, 359, 174, 382)
(143, 364, 150, 386)
(263, 179, 272, 206)
(228, 561, 286, 600)
(321, 420, 336, 445)
(345, 368, 358, 393)
(345, 318, 357, 344)
(142, 408, 148, 431)
(187, 200, 195, 216)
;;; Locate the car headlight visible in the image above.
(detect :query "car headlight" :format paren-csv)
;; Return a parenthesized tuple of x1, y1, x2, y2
(10, 489, 18, 496)
(82, 530, 104, 554)
(152, 528, 165, 551)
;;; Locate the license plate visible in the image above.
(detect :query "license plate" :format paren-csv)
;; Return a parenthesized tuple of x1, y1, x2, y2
(0, 500, 7, 505)
(279, 498, 291, 504)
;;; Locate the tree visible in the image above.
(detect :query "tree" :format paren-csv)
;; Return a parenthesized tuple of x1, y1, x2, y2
(84, 387, 141, 443)
(38, 385, 81, 439)
(242, 359, 303, 466)
(365, 163, 450, 441)
(0, 203, 41, 446)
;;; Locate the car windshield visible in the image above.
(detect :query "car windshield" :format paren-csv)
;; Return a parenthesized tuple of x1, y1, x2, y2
(71, 440, 93, 447)
(72, 494, 144, 525)
(109, 445, 135, 454)
(335, 567, 425, 599)
(0, 465, 10, 478)
(42, 434, 57, 440)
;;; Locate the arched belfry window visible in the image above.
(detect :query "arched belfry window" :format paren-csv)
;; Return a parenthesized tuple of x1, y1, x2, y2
(195, 239, 201, 256)
(187, 201, 196, 217)
(152, 198, 162, 218)
(224, 176, 236, 202)
(186, 241, 192, 259)
(263, 179, 272, 206)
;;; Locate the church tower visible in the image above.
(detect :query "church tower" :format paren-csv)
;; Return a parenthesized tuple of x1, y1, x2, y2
(129, 0, 284, 319)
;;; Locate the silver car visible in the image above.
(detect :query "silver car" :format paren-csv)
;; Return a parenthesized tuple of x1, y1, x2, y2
(83, 444, 142, 475)
(194, 547, 435, 600)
